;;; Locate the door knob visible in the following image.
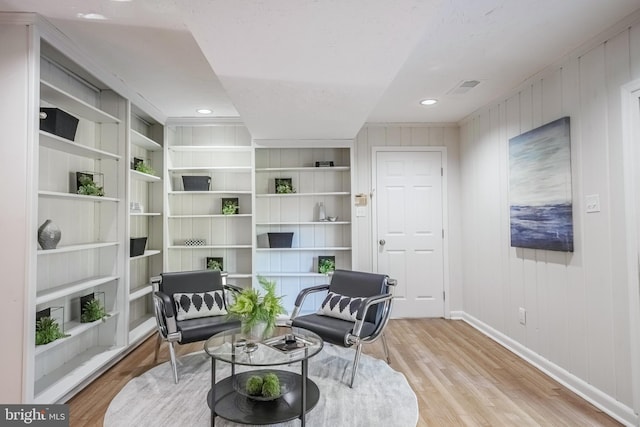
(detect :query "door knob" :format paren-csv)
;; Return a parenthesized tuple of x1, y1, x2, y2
(379, 239, 386, 246)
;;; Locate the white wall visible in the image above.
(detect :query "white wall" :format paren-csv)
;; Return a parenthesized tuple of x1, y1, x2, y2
(459, 17, 640, 421)
(0, 19, 38, 403)
(352, 124, 463, 310)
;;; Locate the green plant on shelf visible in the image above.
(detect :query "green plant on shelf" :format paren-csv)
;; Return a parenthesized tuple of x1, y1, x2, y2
(35, 316, 69, 345)
(319, 258, 336, 274)
(77, 175, 104, 197)
(207, 259, 223, 271)
(222, 200, 239, 215)
(246, 372, 281, 398)
(134, 161, 155, 176)
(81, 298, 110, 323)
(275, 182, 296, 194)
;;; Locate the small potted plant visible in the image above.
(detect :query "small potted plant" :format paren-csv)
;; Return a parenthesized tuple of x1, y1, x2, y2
(227, 276, 286, 340)
(77, 173, 104, 197)
(81, 296, 110, 323)
(207, 257, 224, 271)
(134, 160, 155, 176)
(275, 178, 296, 194)
(222, 198, 239, 215)
(35, 316, 69, 345)
(318, 256, 336, 274)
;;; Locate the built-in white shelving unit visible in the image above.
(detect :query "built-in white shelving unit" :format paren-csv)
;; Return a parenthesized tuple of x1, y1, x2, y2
(253, 144, 354, 313)
(127, 107, 164, 344)
(33, 43, 128, 404)
(165, 122, 253, 287)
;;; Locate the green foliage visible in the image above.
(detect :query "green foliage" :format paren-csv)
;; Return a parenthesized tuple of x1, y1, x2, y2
(222, 200, 238, 215)
(134, 161, 155, 176)
(275, 182, 296, 194)
(261, 372, 280, 398)
(319, 258, 336, 274)
(35, 316, 69, 345)
(245, 372, 280, 398)
(77, 175, 104, 197)
(207, 259, 223, 271)
(81, 298, 110, 323)
(246, 375, 263, 396)
(227, 276, 286, 334)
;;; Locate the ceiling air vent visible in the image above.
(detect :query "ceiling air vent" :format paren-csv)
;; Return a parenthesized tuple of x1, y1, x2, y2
(447, 80, 481, 95)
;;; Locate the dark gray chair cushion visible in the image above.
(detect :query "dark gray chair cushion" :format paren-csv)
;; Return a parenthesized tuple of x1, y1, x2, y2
(292, 313, 376, 346)
(178, 316, 240, 343)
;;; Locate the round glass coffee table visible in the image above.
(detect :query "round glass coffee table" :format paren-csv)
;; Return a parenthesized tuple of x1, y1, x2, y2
(204, 326, 323, 426)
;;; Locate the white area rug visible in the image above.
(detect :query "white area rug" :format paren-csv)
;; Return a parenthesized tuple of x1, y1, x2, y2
(105, 344, 418, 426)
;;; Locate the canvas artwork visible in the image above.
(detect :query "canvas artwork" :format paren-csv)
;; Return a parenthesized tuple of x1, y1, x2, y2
(509, 116, 573, 252)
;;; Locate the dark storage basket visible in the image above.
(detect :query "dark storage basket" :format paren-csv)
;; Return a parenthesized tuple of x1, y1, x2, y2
(182, 175, 211, 191)
(268, 232, 294, 248)
(40, 108, 79, 141)
(130, 237, 148, 257)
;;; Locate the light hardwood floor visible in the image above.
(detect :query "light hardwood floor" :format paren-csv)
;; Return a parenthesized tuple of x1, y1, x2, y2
(68, 319, 621, 426)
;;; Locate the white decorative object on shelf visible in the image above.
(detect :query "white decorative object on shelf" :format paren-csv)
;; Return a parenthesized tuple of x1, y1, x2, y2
(130, 202, 144, 213)
(185, 238, 206, 246)
(318, 202, 326, 222)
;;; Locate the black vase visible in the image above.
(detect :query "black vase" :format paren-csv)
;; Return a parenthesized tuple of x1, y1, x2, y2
(38, 219, 61, 250)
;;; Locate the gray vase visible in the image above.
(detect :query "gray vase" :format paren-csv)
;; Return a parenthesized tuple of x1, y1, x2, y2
(38, 219, 61, 250)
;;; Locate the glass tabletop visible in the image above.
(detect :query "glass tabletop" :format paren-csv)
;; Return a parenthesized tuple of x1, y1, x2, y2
(204, 326, 323, 366)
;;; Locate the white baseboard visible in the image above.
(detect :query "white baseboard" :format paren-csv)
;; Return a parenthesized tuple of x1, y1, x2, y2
(455, 312, 638, 427)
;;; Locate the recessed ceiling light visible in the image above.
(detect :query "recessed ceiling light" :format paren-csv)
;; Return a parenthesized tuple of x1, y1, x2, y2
(196, 108, 213, 114)
(420, 99, 438, 106)
(77, 13, 107, 20)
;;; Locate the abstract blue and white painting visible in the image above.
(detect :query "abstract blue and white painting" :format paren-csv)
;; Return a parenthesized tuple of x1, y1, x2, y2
(509, 117, 573, 252)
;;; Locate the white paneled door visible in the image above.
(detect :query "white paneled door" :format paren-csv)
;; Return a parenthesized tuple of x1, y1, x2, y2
(375, 150, 444, 318)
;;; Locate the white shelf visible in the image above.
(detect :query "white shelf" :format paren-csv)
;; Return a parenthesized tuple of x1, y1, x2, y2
(168, 214, 252, 219)
(36, 275, 119, 305)
(128, 316, 156, 344)
(129, 284, 154, 301)
(256, 192, 350, 197)
(37, 241, 119, 255)
(256, 166, 350, 172)
(256, 221, 350, 225)
(38, 190, 120, 203)
(34, 345, 125, 404)
(229, 273, 253, 279)
(169, 245, 252, 249)
(39, 131, 120, 160)
(129, 250, 161, 260)
(130, 130, 162, 151)
(257, 272, 330, 277)
(169, 166, 251, 172)
(169, 145, 252, 152)
(168, 190, 252, 195)
(130, 169, 161, 182)
(130, 212, 162, 217)
(256, 247, 351, 251)
(40, 80, 120, 124)
(35, 311, 120, 356)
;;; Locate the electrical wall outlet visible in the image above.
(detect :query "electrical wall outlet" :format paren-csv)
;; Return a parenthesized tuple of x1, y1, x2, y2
(518, 307, 527, 325)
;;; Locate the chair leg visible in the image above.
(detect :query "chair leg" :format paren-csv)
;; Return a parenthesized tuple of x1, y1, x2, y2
(168, 341, 179, 384)
(381, 332, 391, 364)
(349, 343, 363, 388)
(154, 333, 162, 363)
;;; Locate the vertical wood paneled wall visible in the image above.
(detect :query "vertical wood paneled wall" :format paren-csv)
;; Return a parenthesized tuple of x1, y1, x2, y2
(459, 21, 640, 413)
(352, 124, 463, 310)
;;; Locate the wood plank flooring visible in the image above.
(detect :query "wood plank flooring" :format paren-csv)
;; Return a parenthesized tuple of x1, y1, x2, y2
(67, 319, 621, 426)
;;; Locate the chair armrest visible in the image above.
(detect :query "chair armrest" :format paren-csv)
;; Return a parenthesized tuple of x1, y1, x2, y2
(288, 284, 330, 322)
(224, 283, 243, 294)
(351, 293, 394, 338)
(155, 290, 176, 318)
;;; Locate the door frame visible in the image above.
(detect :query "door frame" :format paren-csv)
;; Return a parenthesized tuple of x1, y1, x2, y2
(621, 77, 640, 416)
(371, 146, 450, 318)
